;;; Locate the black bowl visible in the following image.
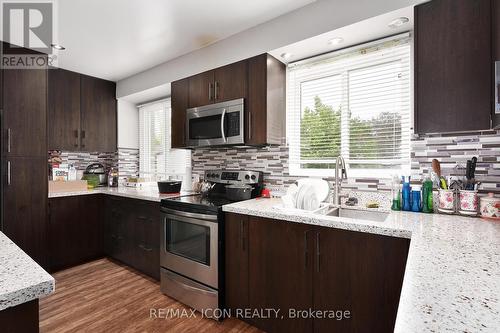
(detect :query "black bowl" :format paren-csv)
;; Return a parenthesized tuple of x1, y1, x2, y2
(157, 180, 182, 193)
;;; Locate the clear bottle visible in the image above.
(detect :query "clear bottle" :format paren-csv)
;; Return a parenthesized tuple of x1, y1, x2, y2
(68, 164, 77, 181)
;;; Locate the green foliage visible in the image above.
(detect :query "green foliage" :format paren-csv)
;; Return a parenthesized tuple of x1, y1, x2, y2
(300, 96, 402, 169)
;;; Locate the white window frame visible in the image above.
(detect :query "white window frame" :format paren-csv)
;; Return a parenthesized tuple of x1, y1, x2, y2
(287, 34, 412, 179)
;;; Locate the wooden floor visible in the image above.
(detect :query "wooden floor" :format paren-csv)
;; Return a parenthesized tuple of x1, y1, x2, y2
(40, 258, 262, 333)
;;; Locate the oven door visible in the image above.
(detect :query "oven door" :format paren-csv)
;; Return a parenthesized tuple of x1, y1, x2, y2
(161, 209, 218, 288)
(186, 98, 244, 147)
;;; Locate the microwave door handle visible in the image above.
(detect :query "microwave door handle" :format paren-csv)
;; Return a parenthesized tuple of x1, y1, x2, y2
(221, 108, 227, 142)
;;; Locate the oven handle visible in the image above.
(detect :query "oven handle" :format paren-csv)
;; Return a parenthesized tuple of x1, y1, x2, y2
(220, 108, 227, 142)
(161, 207, 218, 222)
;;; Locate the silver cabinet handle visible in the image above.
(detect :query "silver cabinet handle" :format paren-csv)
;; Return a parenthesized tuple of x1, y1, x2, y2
(248, 112, 252, 140)
(7, 161, 11, 186)
(7, 128, 11, 153)
(220, 108, 227, 142)
(316, 232, 321, 273)
(214, 81, 219, 100)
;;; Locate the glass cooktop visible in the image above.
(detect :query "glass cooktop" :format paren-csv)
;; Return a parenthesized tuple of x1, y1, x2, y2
(161, 194, 233, 214)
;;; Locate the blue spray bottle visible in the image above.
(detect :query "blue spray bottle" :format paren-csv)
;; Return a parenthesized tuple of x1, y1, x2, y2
(402, 176, 411, 211)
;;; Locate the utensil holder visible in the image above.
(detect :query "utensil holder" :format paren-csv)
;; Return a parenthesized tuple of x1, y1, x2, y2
(438, 189, 456, 214)
(458, 190, 478, 216)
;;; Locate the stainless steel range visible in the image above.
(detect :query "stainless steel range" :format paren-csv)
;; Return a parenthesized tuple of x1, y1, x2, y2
(160, 170, 263, 314)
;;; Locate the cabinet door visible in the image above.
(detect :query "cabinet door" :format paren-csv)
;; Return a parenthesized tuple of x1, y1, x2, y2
(415, 0, 492, 133)
(48, 68, 81, 150)
(312, 227, 409, 333)
(188, 70, 214, 108)
(3, 66, 47, 157)
(225, 213, 249, 311)
(105, 197, 134, 265)
(80, 75, 117, 152)
(133, 200, 160, 280)
(77, 195, 104, 261)
(493, 0, 500, 128)
(248, 216, 313, 333)
(171, 78, 189, 148)
(2, 157, 48, 267)
(214, 60, 247, 103)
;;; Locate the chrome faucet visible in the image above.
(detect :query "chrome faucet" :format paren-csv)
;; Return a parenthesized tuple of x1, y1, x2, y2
(334, 156, 347, 205)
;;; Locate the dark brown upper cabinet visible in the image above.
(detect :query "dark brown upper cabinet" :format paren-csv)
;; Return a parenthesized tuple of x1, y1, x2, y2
(414, 0, 492, 134)
(172, 53, 285, 148)
(247, 54, 285, 145)
(48, 69, 117, 152)
(48, 68, 81, 151)
(80, 74, 117, 152)
(171, 78, 189, 149)
(3, 65, 47, 157)
(493, 0, 500, 128)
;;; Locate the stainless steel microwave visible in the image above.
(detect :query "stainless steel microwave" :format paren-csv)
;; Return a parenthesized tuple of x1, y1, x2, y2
(185, 98, 244, 147)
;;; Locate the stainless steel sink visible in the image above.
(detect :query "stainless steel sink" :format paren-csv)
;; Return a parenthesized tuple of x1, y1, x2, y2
(323, 207, 389, 222)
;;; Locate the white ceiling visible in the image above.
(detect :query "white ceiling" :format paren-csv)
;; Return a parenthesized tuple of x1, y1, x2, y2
(53, 0, 315, 82)
(269, 6, 413, 64)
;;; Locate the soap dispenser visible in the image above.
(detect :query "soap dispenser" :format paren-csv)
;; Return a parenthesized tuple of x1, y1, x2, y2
(401, 176, 411, 211)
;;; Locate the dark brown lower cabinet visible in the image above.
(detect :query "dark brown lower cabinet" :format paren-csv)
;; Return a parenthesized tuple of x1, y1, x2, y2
(225, 213, 410, 333)
(104, 196, 160, 280)
(0, 299, 39, 333)
(48, 195, 104, 271)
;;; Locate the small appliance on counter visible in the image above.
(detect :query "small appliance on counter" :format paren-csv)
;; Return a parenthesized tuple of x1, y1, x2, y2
(157, 180, 182, 193)
(159, 169, 263, 317)
(82, 163, 108, 187)
(108, 167, 119, 187)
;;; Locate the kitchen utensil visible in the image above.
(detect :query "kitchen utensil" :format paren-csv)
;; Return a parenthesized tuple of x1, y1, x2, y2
(157, 180, 182, 194)
(479, 193, 500, 220)
(458, 190, 478, 216)
(432, 159, 441, 177)
(438, 189, 455, 213)
(226, 184, 253, 201)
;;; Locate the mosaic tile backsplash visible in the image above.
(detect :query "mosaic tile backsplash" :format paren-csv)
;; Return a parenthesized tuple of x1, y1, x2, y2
(191, 130, 500, 194)
(48, 148, 140, 179)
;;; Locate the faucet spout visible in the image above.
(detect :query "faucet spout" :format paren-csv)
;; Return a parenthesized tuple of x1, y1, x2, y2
(334, 156, 347, 205)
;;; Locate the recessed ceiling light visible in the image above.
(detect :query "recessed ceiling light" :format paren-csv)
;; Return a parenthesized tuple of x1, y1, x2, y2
(51, 44, 65, 50)
(280, 52, 292, 60)
(388, 17, 409, 29)
(328, 37, 344, 45)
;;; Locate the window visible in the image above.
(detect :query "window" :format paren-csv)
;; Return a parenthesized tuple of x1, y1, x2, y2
(287, 34, 411, 177)
(139, 99, 191, 183)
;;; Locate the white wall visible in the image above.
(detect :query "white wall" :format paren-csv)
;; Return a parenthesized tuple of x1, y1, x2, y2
(117, 0, 424, 98)
(117, 99, 139, 149)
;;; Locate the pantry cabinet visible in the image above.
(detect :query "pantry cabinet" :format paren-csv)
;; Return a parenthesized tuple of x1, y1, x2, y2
(225, 213, 410, 333)
(48, 68, 117, 152)
(171, 53, 285, 148)
(414, 0, 492, 133)
(493, 0, 500, 128)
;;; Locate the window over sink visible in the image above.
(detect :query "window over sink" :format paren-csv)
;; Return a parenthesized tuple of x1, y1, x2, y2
(139, 98, 191, 183)
(287, 34, 411, 178)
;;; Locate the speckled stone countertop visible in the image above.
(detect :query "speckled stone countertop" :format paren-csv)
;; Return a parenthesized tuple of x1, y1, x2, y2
(48, 186, 195, 202)
(223, 198, 500, 333)
(0, 232, 55, 311)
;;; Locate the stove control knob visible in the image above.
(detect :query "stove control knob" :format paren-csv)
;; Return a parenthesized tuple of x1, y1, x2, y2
(245, 175, 250, 180)
(251, 175, 256, 180)
(215, 174, 219, 178)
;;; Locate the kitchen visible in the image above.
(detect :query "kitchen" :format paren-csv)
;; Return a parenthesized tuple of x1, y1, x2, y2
(1, 0, 499, 332)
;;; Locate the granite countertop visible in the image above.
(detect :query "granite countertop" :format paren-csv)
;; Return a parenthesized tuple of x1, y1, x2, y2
(223, 198, 500, 333)
(0, 232, 55, 311)
(48, 186, 195, 202)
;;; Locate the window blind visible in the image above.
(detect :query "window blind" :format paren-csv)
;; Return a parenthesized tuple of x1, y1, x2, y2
(287, 34, 411, 176)
(139, 99, 191, 181)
